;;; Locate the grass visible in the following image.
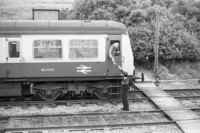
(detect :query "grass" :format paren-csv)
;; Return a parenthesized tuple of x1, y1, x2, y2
(168, 61, 200, 79)
(136, 61, 200, 81)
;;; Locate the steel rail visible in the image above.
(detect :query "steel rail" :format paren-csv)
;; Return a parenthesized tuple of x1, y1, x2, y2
(3, 121, 176, 133)
(134, 88, 200, 99)
(164, 88, 200, 91)
(191, 108, 200, 112)
(164, 89, 200, 99)
(174, 95, 200, 99)
(134, 79, 200, 84)
(136, 95, 200, 99)
(158, 79, 200, 83)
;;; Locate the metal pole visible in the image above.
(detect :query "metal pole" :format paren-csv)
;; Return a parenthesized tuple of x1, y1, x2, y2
(155, 10, 160, 85)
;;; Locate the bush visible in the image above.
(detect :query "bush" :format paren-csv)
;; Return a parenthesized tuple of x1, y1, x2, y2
(180, 32, 200, 60)
(129, 22, 155, 61)
(60, 0, 200, 62)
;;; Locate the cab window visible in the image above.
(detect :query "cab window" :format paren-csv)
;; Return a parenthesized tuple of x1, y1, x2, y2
(33, 40, 62, 59)
(110, 40, 120, 57)
(69, 39, 98, 59)
(8, 41, 20, 58)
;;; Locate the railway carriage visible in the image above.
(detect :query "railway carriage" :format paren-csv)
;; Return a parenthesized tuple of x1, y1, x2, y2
(0, 20, 135, 101)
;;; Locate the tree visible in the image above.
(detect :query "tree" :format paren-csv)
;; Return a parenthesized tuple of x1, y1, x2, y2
(60, 0, 200, 62)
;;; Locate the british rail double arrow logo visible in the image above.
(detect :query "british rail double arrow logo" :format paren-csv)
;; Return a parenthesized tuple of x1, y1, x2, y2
(77, 65, 92, 74)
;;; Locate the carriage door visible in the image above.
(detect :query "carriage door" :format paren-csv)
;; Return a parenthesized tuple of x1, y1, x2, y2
(107, 35, 122, 76)
(6, 38, 23, 78)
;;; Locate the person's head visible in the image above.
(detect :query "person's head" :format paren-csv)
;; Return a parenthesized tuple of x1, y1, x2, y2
(113, 42, 119, 49)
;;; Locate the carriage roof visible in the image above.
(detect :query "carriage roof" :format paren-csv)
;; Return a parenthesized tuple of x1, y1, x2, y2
(0, 20, 127, 35)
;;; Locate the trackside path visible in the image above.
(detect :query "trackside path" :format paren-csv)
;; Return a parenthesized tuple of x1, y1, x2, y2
(135, 82, 200, 133)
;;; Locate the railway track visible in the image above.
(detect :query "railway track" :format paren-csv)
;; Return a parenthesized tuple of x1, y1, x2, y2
(1, 80, 199, 133)
(0, 98, 150, 109)
(1, 107, 200, 118)
(3, 122, 176, 133)
(1, 81, 199, 133)
(0, 91, 148, 107)
(3, 87, 200, 108)
(1, 80, 199, 107)
(158, 79, 200, 83)
(0, 109, 176, 133)
(3, 121, 176, 133)
(3, 107, 200, 133)
(164, 88, 200, 99)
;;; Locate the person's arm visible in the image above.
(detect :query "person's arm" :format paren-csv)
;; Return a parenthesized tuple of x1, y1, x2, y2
(109, 45, 114, 59)
(109, 45, 118, 65)
(120, 68, 124, 75)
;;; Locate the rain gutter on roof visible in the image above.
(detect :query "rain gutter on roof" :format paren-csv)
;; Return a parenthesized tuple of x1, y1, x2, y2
(0, 20, 127, 35)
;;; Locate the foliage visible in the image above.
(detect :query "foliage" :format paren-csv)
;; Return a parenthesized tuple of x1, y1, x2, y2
(60, 0, 200, 62)
(129, 22, 155, 61)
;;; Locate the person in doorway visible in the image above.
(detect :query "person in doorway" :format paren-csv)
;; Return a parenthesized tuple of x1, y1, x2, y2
(120, 69, 130, 111)
(109, 42, 120, 65)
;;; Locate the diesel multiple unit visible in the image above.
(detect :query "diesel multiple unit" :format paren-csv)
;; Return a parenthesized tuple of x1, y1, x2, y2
(0, 20, 134, 101)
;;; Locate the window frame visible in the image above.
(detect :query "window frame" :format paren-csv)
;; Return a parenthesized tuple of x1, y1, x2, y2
(8, 40, 21, 58)
(68, 39, 99, 60)
(32, 39, 63, 60)
(6, 38, 21, 61)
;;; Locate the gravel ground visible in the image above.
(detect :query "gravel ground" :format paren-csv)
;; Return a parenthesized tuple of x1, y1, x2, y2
(1, 113, 168, 128)
(0, 101, 182, 133)
(180, 99, 200, 108)
(159, 80, 200, 90)
(0, 101, 156, 116)
(0, 100, 182, 133)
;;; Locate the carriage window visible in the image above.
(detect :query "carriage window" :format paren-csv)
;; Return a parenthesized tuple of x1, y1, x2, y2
(33, 40, 62, 59)
(69, 40, 98, 59)
(8, 41, 20, 58)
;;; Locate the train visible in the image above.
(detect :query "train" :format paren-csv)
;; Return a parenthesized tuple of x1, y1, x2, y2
(0, 20, 137, 101)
